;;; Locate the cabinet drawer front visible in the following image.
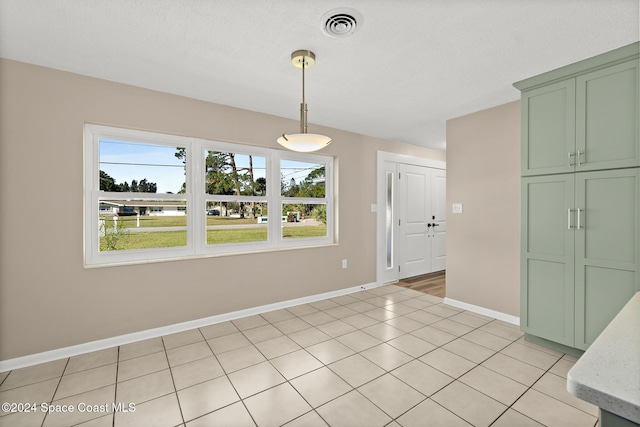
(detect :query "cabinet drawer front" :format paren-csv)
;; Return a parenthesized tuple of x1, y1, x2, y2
(521, 80, 576, 176)
(576, 60, 639, 171)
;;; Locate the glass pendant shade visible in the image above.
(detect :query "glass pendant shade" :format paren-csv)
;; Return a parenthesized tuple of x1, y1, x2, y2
(277, 133, 332, 153)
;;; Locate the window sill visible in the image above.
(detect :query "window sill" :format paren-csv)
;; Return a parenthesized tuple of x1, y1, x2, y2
(83, 242, 339, 269)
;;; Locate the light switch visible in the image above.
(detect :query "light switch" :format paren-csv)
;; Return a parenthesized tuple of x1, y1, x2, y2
(452, 203, 463, 214)
(371, 204, 377, 213)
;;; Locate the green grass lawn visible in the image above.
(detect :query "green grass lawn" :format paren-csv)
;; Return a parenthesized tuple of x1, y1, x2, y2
(207, 228, 268, 244)
(111, 215, 260, 228)
(117, 215, 186, 228)
(100, 225, 327, 250)
(282, 225, 327, 239)
(100, 230, 187, 251)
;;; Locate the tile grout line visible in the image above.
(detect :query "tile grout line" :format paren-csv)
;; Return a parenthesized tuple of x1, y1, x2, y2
(137, 312, 529, 427)
(178, 290, 475, 425)
(205, 323, 262, 427)
(392, 283, 543, 426)
(488, 355, 577, 427)
(387, 315, 516, 426)
(379, 305, 557, 427)
(111, 347, 119, 427)
(40, 357, 70, 427)
(237, 313, 338, 426)
(161, 335, 187, 427)
(283, 294, 482, 425)
(326, 290, 493, 425)
(516, 356, 599, 419)
(210, 299, 399, 424)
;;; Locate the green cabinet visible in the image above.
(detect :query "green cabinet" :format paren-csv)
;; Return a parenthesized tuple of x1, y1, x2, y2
(516, 42, 640, 351)
(521, 170, 640, 349)
(576, 60, 639, 172)
(521, 174, 575, 346)
(574, 169, 640, 349)
(518, 45, 639, 177)
(521, 80, 576, 176)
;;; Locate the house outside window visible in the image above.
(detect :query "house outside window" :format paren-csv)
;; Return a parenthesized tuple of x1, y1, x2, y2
(84, 124, 335, 267)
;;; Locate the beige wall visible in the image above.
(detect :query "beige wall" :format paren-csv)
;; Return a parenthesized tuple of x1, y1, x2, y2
(445, 101, 521, 317)
(0, 59, 445, 360)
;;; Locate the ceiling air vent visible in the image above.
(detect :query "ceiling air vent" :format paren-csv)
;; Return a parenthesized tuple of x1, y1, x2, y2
(322, 8, 362, 38)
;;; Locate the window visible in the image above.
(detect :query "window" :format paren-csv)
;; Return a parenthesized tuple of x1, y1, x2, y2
(203, 150, 269, 247)
(84, 124, 334, 266)
(281, 159, 329, 240)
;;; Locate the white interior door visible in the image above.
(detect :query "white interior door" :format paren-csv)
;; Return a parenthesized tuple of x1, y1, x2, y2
(399, 164, 432, 279)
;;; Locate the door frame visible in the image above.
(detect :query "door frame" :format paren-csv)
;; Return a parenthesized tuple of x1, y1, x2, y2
(376, 151, 446, 285)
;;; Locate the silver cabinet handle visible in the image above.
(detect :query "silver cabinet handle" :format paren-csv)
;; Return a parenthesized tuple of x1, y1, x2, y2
(568, 208, 573, 229)
(568, 152, 576, 166)
(577, 208, 581, 230)
(577, 150, 582, 167)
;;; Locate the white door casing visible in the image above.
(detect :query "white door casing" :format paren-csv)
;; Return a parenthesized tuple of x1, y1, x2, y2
(431, 169, 447, 272)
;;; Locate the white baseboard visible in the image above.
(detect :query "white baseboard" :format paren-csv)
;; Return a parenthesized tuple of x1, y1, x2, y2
(0, 282, 379, 372)
(443, 297, 520, 326)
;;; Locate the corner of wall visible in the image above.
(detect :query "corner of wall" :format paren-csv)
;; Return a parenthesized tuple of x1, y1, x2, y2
(445, 101, 521, 317)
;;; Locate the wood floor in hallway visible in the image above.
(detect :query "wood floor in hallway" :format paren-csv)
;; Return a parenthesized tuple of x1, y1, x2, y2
(396, 270, 446, 298)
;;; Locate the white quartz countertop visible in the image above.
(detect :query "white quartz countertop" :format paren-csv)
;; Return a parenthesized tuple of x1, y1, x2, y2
(567, 292, 640, 424)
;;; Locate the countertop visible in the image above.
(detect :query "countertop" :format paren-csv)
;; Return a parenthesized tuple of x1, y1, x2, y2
(567, 292, 640, 423)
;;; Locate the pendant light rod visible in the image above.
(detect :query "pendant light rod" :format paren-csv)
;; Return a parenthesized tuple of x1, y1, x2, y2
(292, 50, 314, 135)
(300, 56, 307, 134)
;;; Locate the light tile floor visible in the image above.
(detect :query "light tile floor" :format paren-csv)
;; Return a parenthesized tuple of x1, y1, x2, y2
(0, 285, 599, 427)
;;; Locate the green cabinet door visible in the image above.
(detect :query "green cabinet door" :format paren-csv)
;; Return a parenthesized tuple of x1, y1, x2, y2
(576, 60, 640, 171)
(521, 80, 576, 176)
(521, 175, 575, 345)
(574, 169, 640, 350)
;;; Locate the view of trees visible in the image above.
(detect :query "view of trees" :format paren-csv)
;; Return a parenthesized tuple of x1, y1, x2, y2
(100, 170, 158, 193)
(282, 165, 326, 223)
(172, 148, 327, 222)
(203, 151, 266, 197)
(282, 165, 325, 198)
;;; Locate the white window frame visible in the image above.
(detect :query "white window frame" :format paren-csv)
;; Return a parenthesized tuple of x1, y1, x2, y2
(278, 153, 334, 248)
(84, 124, 335, 267)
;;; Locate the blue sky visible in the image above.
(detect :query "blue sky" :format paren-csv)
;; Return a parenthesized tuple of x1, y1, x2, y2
(100, 139, 186, 193)
(100, 139, 323, 194)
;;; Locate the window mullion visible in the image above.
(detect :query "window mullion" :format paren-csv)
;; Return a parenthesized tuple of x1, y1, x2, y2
(270, 152, 282, 248)
(98, 192, 187, 201)
(189, 138, 200, 255)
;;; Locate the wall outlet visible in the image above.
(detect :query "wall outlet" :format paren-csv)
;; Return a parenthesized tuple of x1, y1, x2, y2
(452, 203, 463, 214)
(342, 259, 348, 269)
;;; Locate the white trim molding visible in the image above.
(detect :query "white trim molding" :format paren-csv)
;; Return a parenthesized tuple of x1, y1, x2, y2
(377, 151, 446, 171)
(0, 281, 381, 372)
(444, 297, 521, 326)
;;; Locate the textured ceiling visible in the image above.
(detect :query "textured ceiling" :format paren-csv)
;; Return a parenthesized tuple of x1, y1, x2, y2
(1, 0, 638, 150)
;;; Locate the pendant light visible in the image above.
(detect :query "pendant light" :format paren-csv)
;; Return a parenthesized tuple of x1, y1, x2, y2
(277, 50, 332, 152)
